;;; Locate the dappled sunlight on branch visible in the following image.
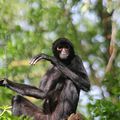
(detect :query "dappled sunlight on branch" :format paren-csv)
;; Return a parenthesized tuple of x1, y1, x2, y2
(105, 22, 117, 73)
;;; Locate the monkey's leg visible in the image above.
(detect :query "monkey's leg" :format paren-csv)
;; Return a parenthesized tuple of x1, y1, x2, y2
(12, 95, 48, 120)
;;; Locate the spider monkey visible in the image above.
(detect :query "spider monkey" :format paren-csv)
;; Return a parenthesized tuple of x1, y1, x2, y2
(0, 38, 90, 120)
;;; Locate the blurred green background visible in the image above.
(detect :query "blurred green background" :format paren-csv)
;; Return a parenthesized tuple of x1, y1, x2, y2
(0, 0, 120, 120)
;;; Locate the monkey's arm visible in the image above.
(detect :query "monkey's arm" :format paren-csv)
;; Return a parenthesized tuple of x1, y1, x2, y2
(55, 57, 90, 91)
(30, 54, 90, 91)
(0, 78, 52, 99)
(51, 58, 90, 91)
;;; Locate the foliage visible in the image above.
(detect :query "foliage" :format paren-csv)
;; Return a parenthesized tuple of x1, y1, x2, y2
(103, 68, 120, 98)
(0, 0, 120, 119)
(88, 99, 120, 120)
(88, 67, 120, 120)
(0, 105, 33, 120)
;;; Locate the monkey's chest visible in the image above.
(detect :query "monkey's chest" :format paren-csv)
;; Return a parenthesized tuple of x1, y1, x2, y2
(43, 81, 64, 112)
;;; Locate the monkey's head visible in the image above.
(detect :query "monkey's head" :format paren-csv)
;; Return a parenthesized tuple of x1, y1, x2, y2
(52, 38, 75, 64)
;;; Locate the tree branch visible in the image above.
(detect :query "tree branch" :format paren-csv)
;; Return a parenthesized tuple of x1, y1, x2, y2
(105, 22, 117, 73)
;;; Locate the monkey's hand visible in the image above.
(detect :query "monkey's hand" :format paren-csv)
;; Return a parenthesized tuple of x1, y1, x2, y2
(30, 53, 51, 65)
(0, 78, 8, 87)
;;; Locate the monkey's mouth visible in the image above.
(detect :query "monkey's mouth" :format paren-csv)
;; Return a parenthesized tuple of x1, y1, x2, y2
(60, 53, 69, 59)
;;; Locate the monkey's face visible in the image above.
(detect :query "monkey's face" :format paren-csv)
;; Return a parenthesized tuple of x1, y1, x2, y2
(52, 38, 75, 64)
(57, 45, 70, 60)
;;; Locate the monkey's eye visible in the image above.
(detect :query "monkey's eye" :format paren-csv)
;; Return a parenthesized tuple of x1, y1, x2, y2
(57, 47, 69, 52)
(57, 47, 62, 51)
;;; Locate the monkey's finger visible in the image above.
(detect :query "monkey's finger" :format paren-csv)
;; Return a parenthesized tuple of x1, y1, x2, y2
(29, 56, 42, 65)
(32, 57, 42, 64)
(29, 55, 40, 65)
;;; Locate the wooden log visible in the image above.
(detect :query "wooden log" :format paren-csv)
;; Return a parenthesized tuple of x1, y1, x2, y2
(68, 113, 85, 120)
